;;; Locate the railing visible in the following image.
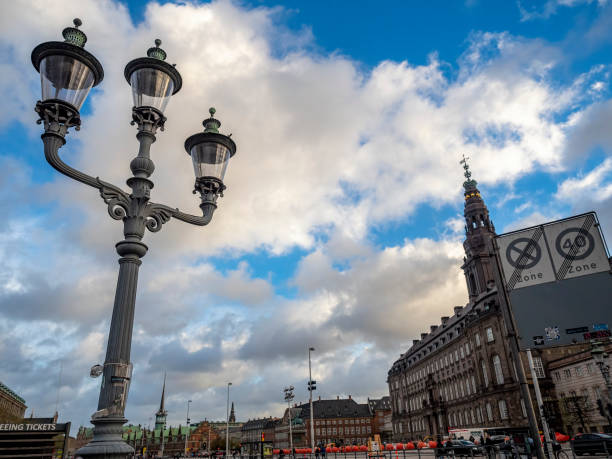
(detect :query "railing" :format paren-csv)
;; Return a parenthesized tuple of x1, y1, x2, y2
(161, 443, 596, 459)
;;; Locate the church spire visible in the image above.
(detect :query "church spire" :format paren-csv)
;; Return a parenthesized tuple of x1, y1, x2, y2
(229, 402, 236, 423)
(460, 155, 496, 299)
(159, 372, 166, 413)
(155, 373, 168, 431)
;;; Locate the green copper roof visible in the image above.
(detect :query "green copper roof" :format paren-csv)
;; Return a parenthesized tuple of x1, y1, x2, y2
(0, 381, 26, 405)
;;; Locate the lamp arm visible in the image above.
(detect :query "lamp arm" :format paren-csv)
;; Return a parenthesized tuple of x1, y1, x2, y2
(144, 202, 215, 231)
(43, 133, 131, 220)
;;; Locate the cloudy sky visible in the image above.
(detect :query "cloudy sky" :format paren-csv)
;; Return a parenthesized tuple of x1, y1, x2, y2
(1, 0, 612, 430)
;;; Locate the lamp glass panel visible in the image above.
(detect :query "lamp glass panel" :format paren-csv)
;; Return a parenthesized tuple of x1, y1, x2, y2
(130, 68, 174, 112)
(190, 142, 231, 181)
(40, 55, 95, 109)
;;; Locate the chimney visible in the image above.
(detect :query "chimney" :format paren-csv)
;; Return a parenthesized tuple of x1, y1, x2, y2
(318, 396, 321, 401)
(337, 395, 339, 400)
(413, 339, 420, 345)
(454, 306, 463, 316)
(421, 333, 428, 340)
(348, 395, 352, 399)
(430, 325, 438, 333)
(441, 316, 449, 324)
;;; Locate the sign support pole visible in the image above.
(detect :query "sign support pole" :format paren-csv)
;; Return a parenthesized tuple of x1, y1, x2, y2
(527, 348, 553, 458)
(491, 238, 546, 459)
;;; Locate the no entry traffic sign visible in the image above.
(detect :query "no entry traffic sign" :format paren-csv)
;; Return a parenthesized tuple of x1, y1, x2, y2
(497, 227, 555, 290)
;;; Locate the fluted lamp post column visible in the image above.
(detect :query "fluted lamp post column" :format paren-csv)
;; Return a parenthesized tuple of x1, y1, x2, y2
(31, 20, 237, 459)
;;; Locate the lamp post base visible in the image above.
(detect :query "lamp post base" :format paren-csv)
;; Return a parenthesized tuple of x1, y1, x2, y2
(75, 417, 134, 459)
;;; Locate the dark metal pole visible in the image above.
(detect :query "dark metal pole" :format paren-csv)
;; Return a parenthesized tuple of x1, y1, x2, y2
(490, 238, 546, 459)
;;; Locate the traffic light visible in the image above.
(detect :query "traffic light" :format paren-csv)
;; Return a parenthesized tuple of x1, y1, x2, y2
(308, 380, 317, 392)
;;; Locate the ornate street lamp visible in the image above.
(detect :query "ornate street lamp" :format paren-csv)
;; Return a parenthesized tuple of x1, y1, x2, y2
(31, 20, 237, 459)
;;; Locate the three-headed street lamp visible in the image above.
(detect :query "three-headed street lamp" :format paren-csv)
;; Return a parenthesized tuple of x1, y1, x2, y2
(31, 19, 237, 459)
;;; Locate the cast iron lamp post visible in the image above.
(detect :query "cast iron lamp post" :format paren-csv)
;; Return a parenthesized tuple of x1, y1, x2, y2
(31, 20, 237, 459)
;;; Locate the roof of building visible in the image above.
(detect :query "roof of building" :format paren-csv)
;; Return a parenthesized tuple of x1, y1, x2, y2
(367, 396, 391, 413)
(0, 381, 26, 405)
(241, 417, 278, 431)
(297, 398, 370, 419)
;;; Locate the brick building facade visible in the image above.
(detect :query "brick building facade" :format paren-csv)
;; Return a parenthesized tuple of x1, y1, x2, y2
(387, 167, 583, 442)
(0, 381, 26, 422)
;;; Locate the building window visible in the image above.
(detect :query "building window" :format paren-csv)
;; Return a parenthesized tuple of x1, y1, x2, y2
(586, 363, 594, 375)
(486, 327, 494, 342)
(475, 333, 481, 347)
(481, 360, 489, 387)
(477, 406, 483, 423)
(575, 366, 583, 377)
(528, 356, 545, 378)
(465, 343, 470, 355)
(520, 399, 527, 417)
(493, 355, 504, 384)
(594, 386, 602, 400)
(461, 347, 465, 359)
(553, 372, 561, 382)
(469, 273, 478, 295)
(486, 403, 493, 421)
(471, 409, 476, 424)
(564, 369, 572, 379)
(471, 375, 477, 393)
(498, 400, 509, 420)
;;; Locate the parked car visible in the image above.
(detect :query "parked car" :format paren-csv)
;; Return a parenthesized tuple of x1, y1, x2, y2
(572, 433, 612, 455)
(441, 440, 482, 456)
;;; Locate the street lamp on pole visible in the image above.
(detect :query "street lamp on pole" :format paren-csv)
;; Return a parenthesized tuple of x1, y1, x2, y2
(307, 347, 316, 453)
(226, 382, 232, 459)
(31, 20, 237, 459)
(185, 399, 192, 458)
(284, 385, 295, 456)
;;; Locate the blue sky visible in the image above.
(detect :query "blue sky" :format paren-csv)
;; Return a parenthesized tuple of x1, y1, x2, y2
(1, 0, 612, 430)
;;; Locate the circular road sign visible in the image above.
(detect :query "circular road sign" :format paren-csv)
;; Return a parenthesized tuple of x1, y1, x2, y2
(506, 237, 541, 269)
(555, 227, 595, 261)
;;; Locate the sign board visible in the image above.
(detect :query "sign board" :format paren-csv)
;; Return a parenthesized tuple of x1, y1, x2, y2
(542, 213, 609, 280)
(495, 212, 612, 350)
(497, 226, 556, 290)
(496, 212, 609, 291)
(0, 419, 70, 459)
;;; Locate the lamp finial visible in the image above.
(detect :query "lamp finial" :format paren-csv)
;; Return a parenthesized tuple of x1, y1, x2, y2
(147, 39, 167, 61)
(62, 18, 87, 47)
(203, 107, 221, 133)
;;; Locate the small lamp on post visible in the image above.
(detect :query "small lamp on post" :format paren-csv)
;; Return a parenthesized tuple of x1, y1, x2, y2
(185, 107, 237, 218)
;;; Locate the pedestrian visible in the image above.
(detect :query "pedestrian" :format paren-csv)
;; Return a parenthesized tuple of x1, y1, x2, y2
(469, 435, 475, 443)
(484, 434, 494, 459)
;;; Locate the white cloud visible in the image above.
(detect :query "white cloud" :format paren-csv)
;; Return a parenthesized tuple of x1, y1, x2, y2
(0, 0, 610, 428)
(556, 157, 612, 202)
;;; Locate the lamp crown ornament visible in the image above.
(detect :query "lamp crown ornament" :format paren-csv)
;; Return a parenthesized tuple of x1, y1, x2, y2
(62, 18, 87, 48)
(147, 38, 167, 61)
(203, 107, 221, 133)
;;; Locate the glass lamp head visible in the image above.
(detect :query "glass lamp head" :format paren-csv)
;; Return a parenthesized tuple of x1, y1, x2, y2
(124, 39, 182, 113)
(31, 18, 104, 110)
(184, 108, 237, 185)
